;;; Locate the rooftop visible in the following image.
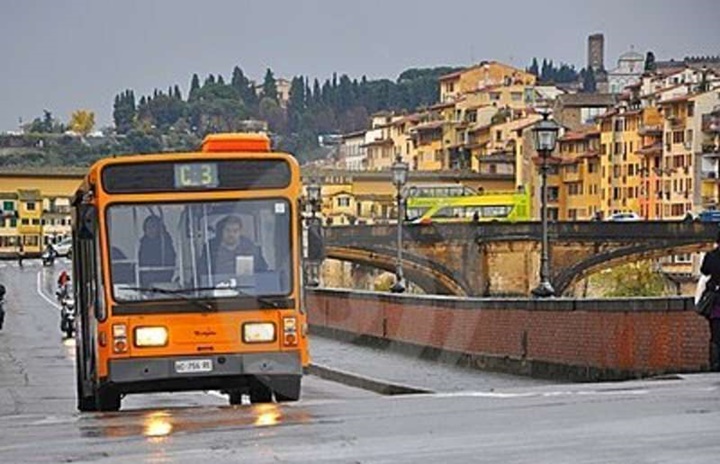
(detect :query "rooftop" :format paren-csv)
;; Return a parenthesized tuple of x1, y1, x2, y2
(555, 93, 618, 108)
(0, 166, 88, 178)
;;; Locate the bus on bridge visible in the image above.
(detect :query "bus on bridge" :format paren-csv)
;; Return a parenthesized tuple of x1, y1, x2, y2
(72, 133, 307, 411)
(404, 183, 531, 224)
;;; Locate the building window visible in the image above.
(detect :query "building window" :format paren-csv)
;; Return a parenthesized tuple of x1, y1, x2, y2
(26, 202, 36, 211)
(2, 201, 13, 211)
(489, 92, 501, 101)
(21, 219, 29, 225)
(672, 131, 685, 144)
(688, 102, 695, 117)
(336, 197, 351, 208)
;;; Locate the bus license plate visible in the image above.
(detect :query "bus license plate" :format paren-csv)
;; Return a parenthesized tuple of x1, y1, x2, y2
(175, 359, 213, 374)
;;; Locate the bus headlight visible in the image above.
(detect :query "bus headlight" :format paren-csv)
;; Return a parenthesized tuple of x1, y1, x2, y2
(134, 327, 169, 347)
(243, 322, 276, 343)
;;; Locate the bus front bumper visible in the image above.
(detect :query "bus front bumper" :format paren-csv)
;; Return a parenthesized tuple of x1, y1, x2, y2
(106, 352, 301, 392)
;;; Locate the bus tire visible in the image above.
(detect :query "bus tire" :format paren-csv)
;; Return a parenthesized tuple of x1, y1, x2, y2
(96, 386, 121, 412)
(75, 354, 98, 412)
(228, 390, 244, 406)
(249, 380, 273, 404)
(273, 375, 301, 402)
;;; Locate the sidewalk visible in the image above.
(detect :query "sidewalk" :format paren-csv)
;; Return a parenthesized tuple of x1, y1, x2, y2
(309, 335, 556, 393)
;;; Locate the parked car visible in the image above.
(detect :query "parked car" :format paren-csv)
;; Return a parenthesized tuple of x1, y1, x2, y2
(49, 237, 72, 258)
(607, 212, 643, 222)
(685, 209, 720, 222)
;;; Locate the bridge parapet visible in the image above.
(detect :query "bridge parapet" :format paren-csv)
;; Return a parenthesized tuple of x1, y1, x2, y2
(306, 288, 708, 381)
(323, 222, 720, 297)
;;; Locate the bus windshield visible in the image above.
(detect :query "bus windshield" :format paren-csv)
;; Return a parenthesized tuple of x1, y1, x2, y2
(106, 198, 293, 302)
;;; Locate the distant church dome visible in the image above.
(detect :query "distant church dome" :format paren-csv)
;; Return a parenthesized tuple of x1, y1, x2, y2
(619, 48, 644, 62)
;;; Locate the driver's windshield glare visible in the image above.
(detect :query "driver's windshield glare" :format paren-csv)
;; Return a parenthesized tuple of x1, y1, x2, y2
(106, 199, 292, 302)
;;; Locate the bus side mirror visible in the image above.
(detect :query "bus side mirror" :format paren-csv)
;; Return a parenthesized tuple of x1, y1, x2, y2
(78, 205, 97, 240)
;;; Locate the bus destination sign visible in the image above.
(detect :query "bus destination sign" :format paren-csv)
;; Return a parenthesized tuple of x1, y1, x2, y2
(174, 163, 219, 189)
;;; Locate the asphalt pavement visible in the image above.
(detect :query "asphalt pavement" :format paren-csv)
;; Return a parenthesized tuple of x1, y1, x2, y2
(1, 260, 720, 463)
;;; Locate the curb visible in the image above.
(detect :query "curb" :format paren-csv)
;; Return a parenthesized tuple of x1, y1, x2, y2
(307, 363, 433, 395)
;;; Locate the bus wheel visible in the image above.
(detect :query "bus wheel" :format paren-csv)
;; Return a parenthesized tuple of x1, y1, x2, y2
(249, 380, 273, 404)
(96, 386, 121, 412)
(274, 375, 301, 403)
(76, 375, 97, 412)
(228, 390, 244, 406)
(75, 347, 98, 412)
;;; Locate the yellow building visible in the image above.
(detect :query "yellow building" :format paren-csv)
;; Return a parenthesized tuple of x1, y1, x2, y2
(657, 95, 695, 219)
(0, 167, 86, 255)
(555, 129, 601, 220)
(439, 61, 537, 103)
(598, 106, 646, 218)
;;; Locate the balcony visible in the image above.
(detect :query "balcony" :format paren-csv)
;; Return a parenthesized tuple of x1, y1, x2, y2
(702, 143, 720, 155)
(702, 114, 720, 134)
(638, 124, 663, 135)
(667, 116, 686, 130)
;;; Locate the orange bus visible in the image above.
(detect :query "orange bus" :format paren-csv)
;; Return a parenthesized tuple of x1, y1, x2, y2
(72, 133, 308, 411)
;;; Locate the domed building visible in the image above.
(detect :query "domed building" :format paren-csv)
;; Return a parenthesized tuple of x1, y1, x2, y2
(608, 48, 645, 94)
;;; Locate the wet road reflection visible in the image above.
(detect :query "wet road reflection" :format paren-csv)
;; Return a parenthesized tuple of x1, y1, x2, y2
(144, 411, 174, 440)
(252, 403, 281, 427)
(79, 403, 315, 441)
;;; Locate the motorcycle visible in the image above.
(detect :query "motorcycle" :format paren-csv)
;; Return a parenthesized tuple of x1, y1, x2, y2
(57, 281, 75, 338)
(60, 294, 75, 339)
(41, 246, 57, 267)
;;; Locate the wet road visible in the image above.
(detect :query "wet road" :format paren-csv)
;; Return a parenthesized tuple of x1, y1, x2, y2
(2, 261, 720, 463)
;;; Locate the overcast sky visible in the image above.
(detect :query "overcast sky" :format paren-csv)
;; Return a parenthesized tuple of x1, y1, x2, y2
(0, 0, 718, 131)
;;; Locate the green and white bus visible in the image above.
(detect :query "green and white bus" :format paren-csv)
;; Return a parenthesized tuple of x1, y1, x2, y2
(404, 184, 531, 224)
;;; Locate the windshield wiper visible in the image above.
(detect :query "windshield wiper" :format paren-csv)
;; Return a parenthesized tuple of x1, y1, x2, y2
(174, 286, 280, 309)
(123, 286, 216, 312)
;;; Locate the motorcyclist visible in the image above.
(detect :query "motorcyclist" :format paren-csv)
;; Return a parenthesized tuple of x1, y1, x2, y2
(56, 270, 71, 301)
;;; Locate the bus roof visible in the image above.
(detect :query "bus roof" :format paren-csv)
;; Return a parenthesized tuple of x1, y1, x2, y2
(201, 133, 271, 153)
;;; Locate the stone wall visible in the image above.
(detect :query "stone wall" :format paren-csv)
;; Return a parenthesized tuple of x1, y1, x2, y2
(306, 289, 709, 381)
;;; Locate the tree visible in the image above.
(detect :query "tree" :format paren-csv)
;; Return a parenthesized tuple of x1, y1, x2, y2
(528, 58, 539, 77)
(645, 51, 656, 72)
(189, 74, 201, 101)
(112, 90, 136, 134)
(69, 110, 95, 136)
(593, 261, 667, 297)
(582, 67, 597, 93)
(262, 68, 278, 102)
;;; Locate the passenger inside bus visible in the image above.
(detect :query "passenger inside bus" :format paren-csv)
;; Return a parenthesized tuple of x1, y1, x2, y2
(137, 215, 177, 286)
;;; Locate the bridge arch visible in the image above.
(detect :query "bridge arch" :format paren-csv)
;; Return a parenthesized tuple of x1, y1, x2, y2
(553, 240, 713, 296)
(325, 246, 471, 296)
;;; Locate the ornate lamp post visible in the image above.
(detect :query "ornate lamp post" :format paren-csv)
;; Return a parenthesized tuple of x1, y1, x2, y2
(305, 181, 322, 287)
(390, 155, 409, 293)
(531, 112, 560, 298)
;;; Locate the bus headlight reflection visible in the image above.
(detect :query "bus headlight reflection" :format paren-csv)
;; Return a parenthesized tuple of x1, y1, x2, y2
(134, 327, 169, 347)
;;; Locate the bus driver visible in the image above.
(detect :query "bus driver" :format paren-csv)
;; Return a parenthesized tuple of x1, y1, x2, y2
(200, 215, 268, 279)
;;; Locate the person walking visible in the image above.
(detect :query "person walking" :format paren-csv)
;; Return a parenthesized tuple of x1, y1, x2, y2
(17, 243, 24, 268)
(699, 230, 720, 371)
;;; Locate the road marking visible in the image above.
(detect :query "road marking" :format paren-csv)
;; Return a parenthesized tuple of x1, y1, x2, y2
(36, 271, 61, 310)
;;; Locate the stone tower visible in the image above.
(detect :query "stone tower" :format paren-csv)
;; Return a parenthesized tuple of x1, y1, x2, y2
(588, 33, 605, 72)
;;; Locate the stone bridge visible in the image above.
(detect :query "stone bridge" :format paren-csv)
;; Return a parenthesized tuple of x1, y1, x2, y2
(323, 221, 720, 296)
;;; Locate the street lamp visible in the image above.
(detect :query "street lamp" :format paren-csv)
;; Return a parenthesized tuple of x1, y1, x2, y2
(531, 112, 560, 298)
(390, 154, 409, 293)
(305, 181, 322, 287)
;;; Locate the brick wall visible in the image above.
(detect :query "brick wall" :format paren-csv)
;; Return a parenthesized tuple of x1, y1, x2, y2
(306, 289, 710, 380)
